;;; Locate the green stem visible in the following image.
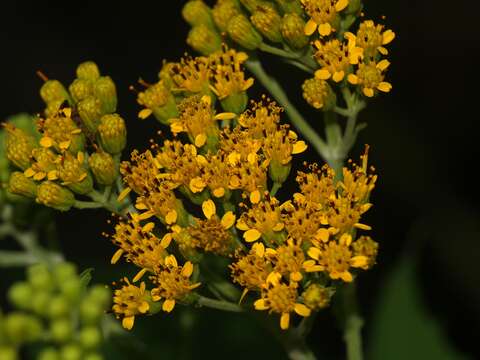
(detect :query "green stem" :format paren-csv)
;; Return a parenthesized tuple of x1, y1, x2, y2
(246, 59, 330, 163)
(195, 295, 244, 313)
(73, 200, 104, 209)
(259, 43, 300, 59)
(270, 181, 282, 197)
(342, 283, 364, 360)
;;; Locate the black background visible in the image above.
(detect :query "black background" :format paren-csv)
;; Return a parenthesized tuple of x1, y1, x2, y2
(1, 0, 480, 359)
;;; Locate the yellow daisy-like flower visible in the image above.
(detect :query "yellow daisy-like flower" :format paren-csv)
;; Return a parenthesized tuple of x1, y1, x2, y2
(236, 194, 285, 243)
(238, 97, 282, 138)
(304, 233, 368, 282)
(254, 272, 311, 330)
(24, 147, 60, 182)
(347, 59, 392, 98)
(266, 238, 305, 282)
(352, 235, 378, 270)
(345, 20, 395, 58)
(169, 55, 211, 94)
(296, 163, 336, 207)
(150, 255, 201, 313)
(209, 47, 254, 100)
(120, 149, 161, 195)
(264, 125, 308, 166)
(313, 39, 361, 83)
(301, 0, 349, 36)
(112, 278, 151, 330)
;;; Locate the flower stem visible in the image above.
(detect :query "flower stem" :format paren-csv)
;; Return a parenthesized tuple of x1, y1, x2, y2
(341, 283, 364, 360)
(195, 295, 244, 313)
(246, 59, 330, 163)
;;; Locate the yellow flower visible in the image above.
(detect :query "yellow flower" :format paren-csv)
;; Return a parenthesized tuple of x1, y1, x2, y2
(345, 20, 395, 58)
(302, 77, 335, 110)
(352, 235, 378, 270)
(136, 80, 178, 123)
(150, 255, 201, 313)
(266, 238, 305, 282)
(238, 97, 282, 138)
(313, 39, 360, 83)
(24, 148, 60, 182)
(302, 283, 332, 310)
(296, 163, 336, 207)
(305, 233, 368, 282)
(3, 123, 37, 170)
(254, 272, 311, 330)
(348, 60, 392, 98)
(112, 278, 151, 330)
(169, 55, 211, 94)
(57, 151, 93, 194)
(301, 0, 349, 36)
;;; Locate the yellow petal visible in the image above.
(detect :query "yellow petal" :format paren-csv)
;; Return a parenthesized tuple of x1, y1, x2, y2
(307, 247, 321, 260)
(47, 170, 58, 181)
(252, 242, 265, 257)
(227, 151, 241, 165)
(243, 228, 261, 242)
(160, 233, 172, 248)
(63, 108, 72, 117)
(340, 271, 353, 282)
(304, 19, 318, 36)
(236, 220, 249, 231)
(242, 77, 255, 91)
(250, 190, 261, 204)
(111, 249, 124, 264)
(239, 288, 249, 304)
(40, 136, 54, 148)
(290, 272, 303, 282)
(363, 88, 374, 98)
(194, 133, 207, 147)
(332, 71, 345, 83)
(377, 59, 391, 71)
(314, 228, 330, 242)
(266, 272, 281, 285)
(272, 222, 284, 231)
(182, 261, 194, 277)
(165, 210, 178, 225)
(254, 299, 269, 310)
(77, 152, 85, 163)
(202, 199, 216, 219)
(377, 82, 392, 93)
(135, 202, 148, 210)
(165, 255, 178, 268)
(59, 140, 71, 150)
(117, 187, 132, 202)
(335, 0, 349, 12)
(212, 187, 225, 198)
(280, 312, 290, 330)
(221, 211, 236, 229)
(170, 122, 184, 134)
(294, 303, 311, 317)
(137, 210, 155, 220)
(122, 316, 135, 330)
(133, 268, 148, 282)
(201, 95, 212, 106)
(351, 255, 368, 268)
(378, 46, 388, 55)
(318, 23, 332, 36)
(142, 222, 155, 233)
(347, 74, 359, 85)
(33, 172, 46, 181)
(315, 69, 331, 80)
(382, 30, 395, 45)
(138, 301, 150, 314)
(339, 233, 352, 246)
(354, 223, 372, 230)
(162, 299, 176, 313)
(292, 141, 307, 154)
(189, 177, 206, 193)
(138, 108, 153, 119)
(214, 112, 237, 121)
(24, 168, 35, 178)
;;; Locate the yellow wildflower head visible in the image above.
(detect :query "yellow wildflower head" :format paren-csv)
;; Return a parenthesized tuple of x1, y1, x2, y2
(301, 0, 349, 36)
(201, 151, 232, 199)
(238, 97, 282, 138)
(314, 39, 355, 83)
(112, 278, 151, 330)
(8, 171, 38, 199)
(24, 147, 59, 182)
(136, 80, 178, 123)
(36, 181, 75, 211)
(352, 235, 378, 270)
(346, 20, 395, 58)
(254, 272, 311, 330)
(302, 283, 332, 310)
(170, 55, 211, 95)
(3, 123, 37, 170)
(187, 24, 222, 56)
(120, 149, 160, 195)
(348, 59, 392, 98)
(264, 125, 308, 167)
(296, 163, 336, 207)
(302, 77, 336, 110)
(58, 151, 93, 195)
(250, 3, 283, 43)
(267, 238, 305, 282)
(212, 0, 242, 32)
(230, 243, 272, 291)
(150, 255, 201, 313)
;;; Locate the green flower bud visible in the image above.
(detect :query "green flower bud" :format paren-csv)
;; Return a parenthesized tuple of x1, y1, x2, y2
(220, 91, 248, 114)
(346, 0, 362, 15)
(44, 99, 64, 118)
(50, 318, 73, 343)
(87, 285, 111, 308)
(98, 114, 126, 154)
(48, 296, 70, 318)
(302, 77, 336, 110)
(38, 348, 60, 360)
(239, 0, 264, 13)
(158, 61, 176, 90)
(227, 14, 263, 50)
(137, 81, 178, 124)
(60, 344, 83, 360)
(182, 0, 214, 28)
(302, 284, 333, 310)
(281, 13, 309, 49)
(274, 0, 303, 15)
(59, 278, 82, 304)
(58, 152, 93, 195)
(84, 353, 103, 360)
(269, 160, 291, 184)
(69, 78, 94, 104)
(251, 3, 283, 43)
(53, 262, 78, 284)
(76, 61, 101, 82)
(187, 25, 222, 55)
(80, 301, 103, 325)
(8, 172, 37, 198)
(0, 346, 17, 360)
(212, 0, 242, 32)
(77, 96, 103, 133)
(88, 151, 118, 185)
(7, 282, 33, 310)
(3, 124, 36, 170)
(4, 312, 43, 344)
(94, 76, 117, 114)
(27, 263, 53, 290)
(40, 80, 71, 105)
(36, 182, 75, 212)
(79, 327, 101, 349)
(32, 291, 52, 315)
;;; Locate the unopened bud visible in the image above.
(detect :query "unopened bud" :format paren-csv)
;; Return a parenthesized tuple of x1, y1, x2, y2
(69, 78, 94, 103)
(48, 296, 70, 318)
(212, 0, 242, 31)
(60, 344, 82, 360)
(8, 282, 33, 310)
(36, 181, 75, 211)
(274, 0, 303, 15)
(50, 318, 73, 343)
(84, 353, 103, 360)
(227, 14, 263, 50)
(88, 151, 118, 185)
(3, 124, 36, 170)
(220, 92, 248, 114)
(187, 24, 222, 55)
(38, 348, 60, 360)
(182, 0, 214, 28)
(98, 114, 127, 154)
(60, 278, 82, 303)
(137, 81, 178, 124)
(302, 77, 336, 110)
(302, 284, 333, 310)
(269, 160, 291, 184)
(8, 172, 37, 198)
(239, 0, 264, 13)
(4, 312, 43, 344)
(76, 61, 101, 82)
(251, 3, 283, 43)
(79, 326, 102, 349)
(77, 96, 103, 133)
(346, 0, 362, 15)
(27, 263, 54, 290)
(0, 347, 17, 360)
(59, 152, 93, 195)
(40, 80, 71, 105)
(94, 76, 117, 114)
(80, 300, 103, 325)
(53, 262, 78, 284)
(87, 285, 112, 308)
(281, 13, 309, 49)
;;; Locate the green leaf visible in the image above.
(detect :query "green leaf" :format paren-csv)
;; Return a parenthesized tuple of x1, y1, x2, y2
(79, 268, 95, 289)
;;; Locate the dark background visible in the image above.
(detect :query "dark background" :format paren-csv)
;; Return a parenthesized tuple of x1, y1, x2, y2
(1, 0, 479, 359)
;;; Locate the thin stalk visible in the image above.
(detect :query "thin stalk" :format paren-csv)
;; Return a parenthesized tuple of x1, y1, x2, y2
(246, 59, 330, 163)
(342, 283, 364, 360)
(73, 200, 104, 209)
(196, 295, 244, 313)
(270, 181, 282, 197)
(259, 43, 301, 59)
